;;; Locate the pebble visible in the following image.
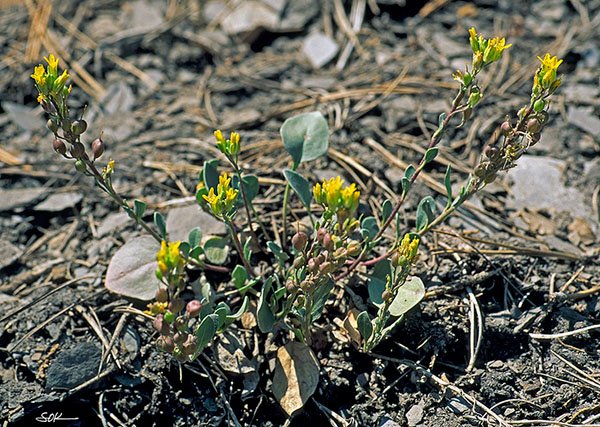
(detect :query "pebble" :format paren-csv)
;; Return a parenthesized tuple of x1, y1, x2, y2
(46, 342, 101, 390)
(34, 192, 83, 212)
(567, 106, 600, 136)
(405, 402, 424, 426)
(166, 205, 226, 241)
(302, 32, 339, 69)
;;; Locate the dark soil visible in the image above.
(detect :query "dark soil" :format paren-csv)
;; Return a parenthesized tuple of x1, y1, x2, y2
(1, 1, 599, 426)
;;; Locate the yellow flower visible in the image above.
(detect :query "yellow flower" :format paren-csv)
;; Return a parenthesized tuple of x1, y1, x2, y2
(313, 176, 360, 217)
(202, 187, 219, 208)
(156, 241, 183, 275)
(44, 54, 59, 76)
(393, 234, 420, 267)
(31, 65, 46, 86)
(53, 69, 70, 90)
(482, 37, 511, 64)
(468, 28, 511, 69)
(37, 94, 45, 104)
(214, 129, 224, 142)
(202, 173, 238, 218)
(533, 53, 563, 93)
(214, 129, 241, 159)
(145, 301, 168, 315)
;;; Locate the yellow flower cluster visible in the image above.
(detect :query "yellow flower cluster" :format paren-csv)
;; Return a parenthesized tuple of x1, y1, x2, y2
(30, 54, 71, 105)
(313, 176, 360, 216)
(202, 173, 239, 218)
(468, 28, 512, 69)
(156, 241, 184, 277)
(392, 234, 420, 268)
(214, 130, 241, 161)
(533, 53, 563, 94)
(145, 301, 168, 315)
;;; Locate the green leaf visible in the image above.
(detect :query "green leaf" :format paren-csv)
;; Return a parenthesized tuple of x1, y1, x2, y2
(404, 164, 416, 180)
(444, 165, 453, 203)
(280, 111, 329, 166)
(243, 236, 252, 262)
(283, 169, 312, 210)
(310, 279, 334, 321)
(388, 276, 425, 317)
(381, 199, 393, 223)
(188, 227, 202, 248)
(267, 241, 289, 266)
(257, 278, 276, 333)
(225, 296, 249, 323)
(195, 313, 218, 352)
(133, 199, 147, 218)
(231, 265, 248, 289)
(361, 216, 379, 240)
(214, 303, 231, 330)
(233, 174, 259, 202)
(203, 236, 229, 265)
(424, 147, 438, 164)
(154, 212, 167, 239)
(415, 196, 436, 231)
(179, 241, 190, 257)
(203, 159, 220, 190)
(438, 112, 446, 127)
(357, 311, 373, 341)
(368, 260, 391, 306)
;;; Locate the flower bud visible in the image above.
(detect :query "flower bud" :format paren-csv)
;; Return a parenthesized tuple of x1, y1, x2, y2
(500, 120, 512, 136)
(346, 240, 360, 256)
(91, 138, 104, 160)
(70, 142, 85, 158)
(186, 300, 202, 318)
(169, 298, 185, 313)
(307, 257, 319, 273)
(52, 139, 67, 155)
(527, 118, 542, 133)
(291, 231, 308, 251)
(71, 119, 87, 135)
(155, 287, 168, 303)
(74, 159, 86, 172)
(47, 119, 59, 133)
(41, 99, 57, 115)
(333, 247, 347, 259)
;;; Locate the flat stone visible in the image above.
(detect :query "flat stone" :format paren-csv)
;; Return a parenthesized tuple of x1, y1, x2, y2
(46, 342, 101, 390)
(567, 106, 600, 135)
(0, 239, 21, 270)
(2, 102, 44, 132)
(34, 192, 82, 212)
(302, 32, 339, 69)
(166, 205, 226, 241)
(97, 212, 131, 237)
(221, 1, 278, 35)
(0, 188, 45, 212)
(405, 401, 424, 426)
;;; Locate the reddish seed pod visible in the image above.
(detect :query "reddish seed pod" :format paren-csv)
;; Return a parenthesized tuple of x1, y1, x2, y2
(316, 228, 327, 243)
(322, 233, 333, 251)
(70, 141, 85, 158)
(500, 121, 512, 136)
(484, 146, 499, 159)
(162, 336, 175, 353)
(285, 280, 297, 293)
(52, 139, 67, 155)
(291, 231, 308, 251)
(91, 138, 104, 159)
(47, 119, 59, 133)
(527, 118, 542, 133)
(186, 300, 202, 318)
(382, 290, 392, 302)
(293, 255, 305, 269)
(71, 120, 88, 135)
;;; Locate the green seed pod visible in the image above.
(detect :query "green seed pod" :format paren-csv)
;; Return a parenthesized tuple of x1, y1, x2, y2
(163, 311, 175, 323)
(70, 142, 85, 158)
(71, 119, 88, 135)
(47, 119, 59, 133)
(533, 99, 545, 112)
(52, 139, 67, 155)
(74, 159, 86, 172)
(285, 279, 297, 293)
(300, 279, 315, 292)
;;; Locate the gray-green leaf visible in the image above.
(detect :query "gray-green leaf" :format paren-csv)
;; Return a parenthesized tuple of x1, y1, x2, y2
(388, 276, 425, 317)
(280, 112, 329, 166)
(283, 169, 312, 209)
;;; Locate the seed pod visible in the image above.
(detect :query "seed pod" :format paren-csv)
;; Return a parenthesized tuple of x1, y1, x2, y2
(70, 142, 85, 158)
(346, 240, 360, 256)
(52, 139, 67, 155)
(293, 255, 305, 269)
(322, 233, 333, 251)
(333, 247, 347, 259)
(537, 111, 549, 124)
(390, 251, 399, 267)
(71, 119, 88, 135)
(285, 279, 297, 293)
(153, 314, 165, 333)
(74, 159, 86, 172)
(527, 118, 542, 133)
(173, 332, 186, 344)
(91, 138, 104, 160)
(169, 298, 185, 313)
(484, 173, 497, 184)
(533, 99, 545, 112)
(163, 311, 175, 323)
(291, 231, 308, 251)
(155, 287, 169, 303)
(186, 300, 202, 318)
(300, 279, 315, 292)
(382, 290, 392, 302)
(41, 99, 57, 115)
(307, 257, 318, 273)
(316, 228, 327, 243)
(173, 316, 187, 331)
(319, 261, 334, 275)
(529, 133, 541, 146)
(484, 146, 499, 160)
(500, 120, 512, 136)
(47, 119, 59, 133)
(474, 163, 487, 178)
(181, 335, 197, 356)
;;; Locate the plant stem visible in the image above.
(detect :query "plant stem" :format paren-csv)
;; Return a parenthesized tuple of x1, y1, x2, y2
(232, 164, 261, 247)
(281, 181, 292, 249)
(226, 220, 255, 277)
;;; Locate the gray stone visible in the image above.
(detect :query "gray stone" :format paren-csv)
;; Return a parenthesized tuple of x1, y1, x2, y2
(567, 106, 600, 135)
(2, 102, 44, 132)
(303, 32, 339, 69)
(0, 239, 21, 270)
(46, 342, 101, 390)
(405, 401, 424, 426)
(34, 192, 82, 212)
(97, 212, 131, 237)
(166, 204, 226, 241)
(221, 1, 278, 35)
(0, 188, 45, 212)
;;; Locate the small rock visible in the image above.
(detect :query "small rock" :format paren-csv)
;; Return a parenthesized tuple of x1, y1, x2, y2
(46, 342, 101, 390)
(120, 325, 140, 356)
(34, 192, 83, 212)
(124, 0, 163, 31)
(2, 102, 44, 132)
(302, 32, 339, 69)
(405, 401, 424, 426)
(488, 360, 504, 369)
(97, 212, 131, 237)
(0, 239, 21, 270)
(447, 397, 469, 414)
(102, 81, 136, 115)
(221, 1, 278, 35)
(166, 205, 226, 241)
(567, 106, 600, 135)
(0, 188, 45, 212)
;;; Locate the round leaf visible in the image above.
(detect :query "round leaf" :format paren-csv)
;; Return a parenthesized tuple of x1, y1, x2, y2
(388, 276, 425, 317)
(203, 236, 229, 265)
(105, 235, 161, 301)
(280, 111, 329, 166)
